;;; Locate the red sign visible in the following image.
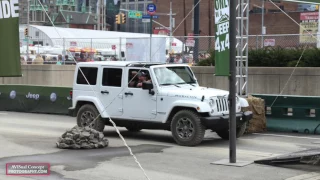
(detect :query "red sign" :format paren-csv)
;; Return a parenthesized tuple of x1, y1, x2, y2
(172, 43, 177, 46)
(187, 33, 194, 40)
(112, 45, 116, 50)
(264, 39, 275, 47)
(153, 28, 169, 35)
(70, 41, 77, 47)
(300, 12, 319, 20)
(126, 43, 133, 49)
(186, 40, 195, 47)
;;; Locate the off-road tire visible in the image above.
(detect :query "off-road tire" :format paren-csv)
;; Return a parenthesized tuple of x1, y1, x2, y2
(77, 104, 105, 132)
(216, 122, 247, 140)
(171, 109, 206, 146)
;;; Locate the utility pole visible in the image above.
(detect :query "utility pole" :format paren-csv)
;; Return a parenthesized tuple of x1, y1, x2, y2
(208, 0, 212, 51)
(261, 0, 265, 48)
(27, 0, 30, 60)
(229, 0, 237, 163)
(317, 5, 320, 48)
(97, 0, 101, 30)
(183, 0, 187, 53)
(150, 15, 153, 62)
(169, 0, 173, 53)
(193, 0, 200, 63)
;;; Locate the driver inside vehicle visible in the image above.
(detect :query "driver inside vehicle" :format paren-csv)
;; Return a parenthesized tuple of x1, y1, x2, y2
(136, 72, 151, 88)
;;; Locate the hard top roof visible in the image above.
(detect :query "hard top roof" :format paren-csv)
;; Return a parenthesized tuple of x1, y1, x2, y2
(77, 61, 165, 67)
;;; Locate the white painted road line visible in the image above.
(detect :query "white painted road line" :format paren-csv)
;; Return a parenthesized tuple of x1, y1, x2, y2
(285, 172, 320, 180)
(253, 133, 320, 140)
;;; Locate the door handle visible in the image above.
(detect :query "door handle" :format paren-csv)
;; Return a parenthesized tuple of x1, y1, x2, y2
(101, 90, 109, 94)
(124, 92, 133, 96)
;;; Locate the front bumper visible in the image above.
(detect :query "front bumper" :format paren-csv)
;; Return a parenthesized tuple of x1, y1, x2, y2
(200, 111, 253, 131)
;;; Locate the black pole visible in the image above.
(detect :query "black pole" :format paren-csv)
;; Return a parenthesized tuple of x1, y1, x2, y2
(193, 0, 200, 63)
(229, 0, 237, 163)
(149, 15, 153, 62)
(208, 0, 212, 51)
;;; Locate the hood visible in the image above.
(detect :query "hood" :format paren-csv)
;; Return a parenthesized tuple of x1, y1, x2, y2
(160, 85, 229, 100)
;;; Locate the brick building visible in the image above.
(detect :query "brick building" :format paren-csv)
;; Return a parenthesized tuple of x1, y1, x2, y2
(152, 0, 301, 37)
(153, 0, 213, 37)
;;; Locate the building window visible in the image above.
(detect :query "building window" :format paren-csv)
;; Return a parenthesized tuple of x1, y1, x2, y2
(138, 3, 144, 11)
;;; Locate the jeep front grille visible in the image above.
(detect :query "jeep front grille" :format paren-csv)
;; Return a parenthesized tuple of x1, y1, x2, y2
(216, 98, 229, 112)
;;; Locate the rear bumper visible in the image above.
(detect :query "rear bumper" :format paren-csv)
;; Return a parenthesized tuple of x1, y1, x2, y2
(200, 111, 253, 131)
(68, 107, 76, 117)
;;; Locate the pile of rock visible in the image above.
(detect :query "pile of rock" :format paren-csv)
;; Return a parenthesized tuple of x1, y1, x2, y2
(242, 95, 267, 134)
(56, 126, 109, 149)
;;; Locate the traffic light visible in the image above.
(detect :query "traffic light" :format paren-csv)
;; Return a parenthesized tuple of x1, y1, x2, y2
(121, 13, 126, 24)
(24, 27, 28, 36)
(115, 14, 121, 24)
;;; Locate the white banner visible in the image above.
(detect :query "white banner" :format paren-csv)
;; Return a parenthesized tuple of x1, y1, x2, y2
(125, 37, 166, 63)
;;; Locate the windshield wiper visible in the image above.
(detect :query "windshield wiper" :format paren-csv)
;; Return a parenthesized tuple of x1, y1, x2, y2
(187, 83, 196, 87)
(161, 83, 181, 88)
(177, 82, 196, 87)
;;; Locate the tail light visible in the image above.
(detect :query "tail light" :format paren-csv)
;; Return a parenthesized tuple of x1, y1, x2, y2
(69, 90, 73, 98)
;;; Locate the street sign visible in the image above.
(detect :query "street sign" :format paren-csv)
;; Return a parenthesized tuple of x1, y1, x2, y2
(147, 3, 156, 15)
(128, 11, 142, 19)
(142, 15, 159, 19)
(142, 19, 151, 23)
(112, 45, 116, 50)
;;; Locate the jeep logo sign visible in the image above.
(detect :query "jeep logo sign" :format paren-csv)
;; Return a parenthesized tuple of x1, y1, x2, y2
(50, 93, 57, 102)
(26, 92, 40, 100)
(9, 90, 16, 99)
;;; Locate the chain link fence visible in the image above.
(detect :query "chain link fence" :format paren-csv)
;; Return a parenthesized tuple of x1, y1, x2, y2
(19, 34, 319, 65)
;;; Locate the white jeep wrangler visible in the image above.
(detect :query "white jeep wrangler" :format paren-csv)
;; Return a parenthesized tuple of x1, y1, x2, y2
(68, 61, 252, 146)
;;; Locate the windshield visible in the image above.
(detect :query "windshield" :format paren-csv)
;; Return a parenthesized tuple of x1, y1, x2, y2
(154, 66, 197, 86)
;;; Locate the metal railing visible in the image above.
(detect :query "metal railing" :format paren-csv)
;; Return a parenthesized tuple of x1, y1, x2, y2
(19, 34, 320, 65)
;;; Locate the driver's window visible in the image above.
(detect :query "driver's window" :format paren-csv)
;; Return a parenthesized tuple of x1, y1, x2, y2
(127, 69, 152, 88)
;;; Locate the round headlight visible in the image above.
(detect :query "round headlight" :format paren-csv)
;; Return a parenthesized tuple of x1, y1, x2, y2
(209, 99, 215, 107)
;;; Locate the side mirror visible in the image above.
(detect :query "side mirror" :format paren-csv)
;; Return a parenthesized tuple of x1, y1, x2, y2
(142, 81, 155, 95)
(142, 81, 153, 90)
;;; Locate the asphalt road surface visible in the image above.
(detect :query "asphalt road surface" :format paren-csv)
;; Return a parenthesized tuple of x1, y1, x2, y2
(0, 111, 319, 180)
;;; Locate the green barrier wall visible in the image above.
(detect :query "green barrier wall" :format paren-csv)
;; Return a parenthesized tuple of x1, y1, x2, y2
(0, 85, 72, 115)
(252, 94, 320, 135)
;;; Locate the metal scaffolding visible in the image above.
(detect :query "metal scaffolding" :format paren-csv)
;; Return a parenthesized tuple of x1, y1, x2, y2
(236, 0, 249, 97)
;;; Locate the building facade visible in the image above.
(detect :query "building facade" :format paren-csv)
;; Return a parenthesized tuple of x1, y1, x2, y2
(119, 0, 153, 33)
(19, 0, 99, 26)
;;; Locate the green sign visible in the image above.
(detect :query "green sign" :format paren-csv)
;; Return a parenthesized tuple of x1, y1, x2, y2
(0, 85, 72, 115)
(128, 11, 142, 19)
(214, 0, 230, 76)
(0, 0, 22, 77)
